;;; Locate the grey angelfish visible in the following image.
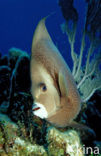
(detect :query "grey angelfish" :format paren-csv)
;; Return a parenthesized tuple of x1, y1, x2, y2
(30, 18, 81, 128)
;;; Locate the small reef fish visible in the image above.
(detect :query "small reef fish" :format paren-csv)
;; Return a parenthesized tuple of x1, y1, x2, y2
(30, 18, 81, 128)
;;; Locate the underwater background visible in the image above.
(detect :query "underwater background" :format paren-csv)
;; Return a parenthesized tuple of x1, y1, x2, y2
(0, 0, 101, 155)
(0, 0, 87, 68)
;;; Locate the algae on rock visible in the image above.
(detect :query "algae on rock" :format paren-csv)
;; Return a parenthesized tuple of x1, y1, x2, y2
(47, 127, 84, 156)
(0, 113, 48, 156)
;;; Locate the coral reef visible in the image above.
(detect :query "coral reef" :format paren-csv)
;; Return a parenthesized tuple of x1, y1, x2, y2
(0, 113, 84, 156)
(0, 113, 47, 156)
(0, 46, 101, 155)
(0, 48, 48, 155)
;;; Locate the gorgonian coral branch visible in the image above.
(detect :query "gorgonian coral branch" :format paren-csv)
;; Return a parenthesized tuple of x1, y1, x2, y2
(60, 0, 101, 102)
(64, 22, 79, 76)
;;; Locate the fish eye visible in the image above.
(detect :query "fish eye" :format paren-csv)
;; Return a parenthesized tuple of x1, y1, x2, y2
(39, 83, 47, 92)
(42, 85, 47, 92)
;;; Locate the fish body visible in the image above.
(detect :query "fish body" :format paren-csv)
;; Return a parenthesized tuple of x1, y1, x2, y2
(30, 18, 81, 127)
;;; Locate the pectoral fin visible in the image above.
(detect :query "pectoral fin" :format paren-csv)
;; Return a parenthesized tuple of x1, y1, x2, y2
(59, 70, 68, 97)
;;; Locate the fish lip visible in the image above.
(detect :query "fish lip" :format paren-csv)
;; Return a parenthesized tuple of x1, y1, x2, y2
(32, 105, 40, 112)
(32, 102, 48, 119)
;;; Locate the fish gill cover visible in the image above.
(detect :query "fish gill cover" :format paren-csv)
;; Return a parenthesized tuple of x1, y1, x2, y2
(0, 0, 101, 155)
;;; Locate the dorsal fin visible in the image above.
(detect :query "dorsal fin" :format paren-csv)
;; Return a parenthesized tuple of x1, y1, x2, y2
(32, 17, 52, 52)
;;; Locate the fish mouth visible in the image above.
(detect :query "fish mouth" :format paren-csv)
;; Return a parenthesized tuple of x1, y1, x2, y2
(32, 102, 48, 119)
(32, 106, 40, 112)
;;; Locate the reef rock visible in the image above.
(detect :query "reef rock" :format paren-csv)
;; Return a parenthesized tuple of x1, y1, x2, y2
(0, 113, 47, 156)
(47, 127, 84, 156)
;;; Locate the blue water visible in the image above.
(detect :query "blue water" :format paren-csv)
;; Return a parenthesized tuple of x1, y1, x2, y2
(0, 0, 88, 68)
(0, 0, 61, 53)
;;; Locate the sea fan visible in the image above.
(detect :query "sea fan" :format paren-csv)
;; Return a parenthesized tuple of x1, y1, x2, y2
(59, 0, 101, 102)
